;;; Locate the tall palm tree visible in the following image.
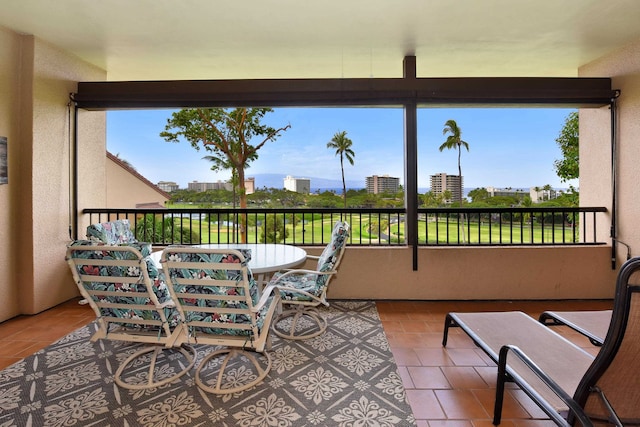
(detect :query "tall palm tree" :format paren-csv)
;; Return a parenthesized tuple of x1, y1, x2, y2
(440, 119, 470, 207)
(327, 131, 355, 208)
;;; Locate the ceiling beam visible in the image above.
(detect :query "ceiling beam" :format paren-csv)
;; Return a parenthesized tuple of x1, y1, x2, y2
(73, 76, 616, 110)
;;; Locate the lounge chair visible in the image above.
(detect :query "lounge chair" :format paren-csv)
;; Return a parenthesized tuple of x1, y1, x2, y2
(538, 310, 612, 346)
(66, 241, 196, 390)
(161, 246, 280, 394)
(443, 256, 640, 426)
(266, 220, 349, 340)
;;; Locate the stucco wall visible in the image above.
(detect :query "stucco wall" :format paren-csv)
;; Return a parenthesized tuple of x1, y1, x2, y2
(0, 27, 23, 321)
(304, 245, 617, 301)
(0, 26, 106, 321)
(106, 158, 168, 208)
(580, 39, 640, 268)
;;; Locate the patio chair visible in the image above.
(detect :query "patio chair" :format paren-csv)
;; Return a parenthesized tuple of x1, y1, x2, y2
(538, 310, 612, 346)
(266, 220, 349, 340)
(160, 246, 280, 394)
(86, 218, 139, 245)
(443, 256, 640, 426)
(65, 241, 196, 390)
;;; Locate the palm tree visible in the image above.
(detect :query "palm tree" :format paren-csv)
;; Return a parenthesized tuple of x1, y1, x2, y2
(440, 119, 470, 207)
(327, 131, 355, 208)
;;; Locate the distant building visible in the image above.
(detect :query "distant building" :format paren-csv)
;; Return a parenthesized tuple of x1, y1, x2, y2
(486, 186, 528, 199)
(529, 186, 561, 203)
(157, 181, 179, 192)
(244, 177, 255, 195)
(366, 175, 400, 194)
(284, 175, 310, 194)
(430, 173, 463, 204)
(188, 180, 232, 192)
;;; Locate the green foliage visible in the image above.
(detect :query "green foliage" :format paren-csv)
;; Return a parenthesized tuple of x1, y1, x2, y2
(440, 119, 470, 206)
(260, 215, 289, 243)
(554, 111, 579, 182)
(467, 188, 489, 203)
(327, 130, 355, 207)
(134, 214, 199, 244)
(422, 190, 452, 207)
(306, 191, 342, 208)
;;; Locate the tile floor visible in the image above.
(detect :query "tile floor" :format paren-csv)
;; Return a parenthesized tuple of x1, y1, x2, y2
(377, 299, 613, 426)
(0, 297, 613, 426)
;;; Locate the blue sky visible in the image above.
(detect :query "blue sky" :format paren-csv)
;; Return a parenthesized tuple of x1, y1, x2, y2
(106, 107, 576, 191)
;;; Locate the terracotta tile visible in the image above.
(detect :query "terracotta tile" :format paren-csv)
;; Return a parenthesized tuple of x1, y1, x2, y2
(434, 389, 490, 419)
(445, 349, 489, 366)
(401, 320, 432, 333)
(508, 389, 549, 419)
(428, 420, 473, 427)
(415, 348, 455, 367)
(381, 320, 404, 332)
(391, 347, 422, 366)
(472, 388, 530, 420)
(397, 366, 415, 388)
(511, 420, 556, 427)
(406, 389, 446, 419)
(407, 366, 451, 389)
(441, 366, 490, 389)
(473, 420, 517, 427)
(0, 357, 22, 370)
(473, 367, 498, 388)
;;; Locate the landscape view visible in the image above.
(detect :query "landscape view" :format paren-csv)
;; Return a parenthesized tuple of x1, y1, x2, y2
(107, 107, 582, 246)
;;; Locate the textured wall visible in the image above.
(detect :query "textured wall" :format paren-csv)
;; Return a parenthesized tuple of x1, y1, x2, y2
(0, 27, 106, 320)
(580, 38, 640, 268)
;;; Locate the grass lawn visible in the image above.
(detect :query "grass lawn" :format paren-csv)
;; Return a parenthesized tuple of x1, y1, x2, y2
(172, 214, 577, 245)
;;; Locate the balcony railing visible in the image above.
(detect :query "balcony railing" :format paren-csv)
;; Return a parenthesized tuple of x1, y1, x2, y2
(82, 206, 608, 247)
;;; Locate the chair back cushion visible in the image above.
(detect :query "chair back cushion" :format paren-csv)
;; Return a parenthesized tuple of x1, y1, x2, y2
(315, 221, 350, 287)
(87, 219, 138, 245)
(66, 241, 175, 328)
(162, 247, 266, 336)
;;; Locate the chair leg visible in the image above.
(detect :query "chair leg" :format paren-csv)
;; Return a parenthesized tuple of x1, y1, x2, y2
(196, 349, 272, 394)
(114, 344, 196, 390)
(272, 306, 328, 340)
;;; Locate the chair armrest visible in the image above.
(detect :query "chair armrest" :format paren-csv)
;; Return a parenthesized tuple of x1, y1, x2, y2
(263, 282, 327, 306)
(498, 345, 594, 427)
(254, 283, 282, 312)
(270, 268, 336, 282)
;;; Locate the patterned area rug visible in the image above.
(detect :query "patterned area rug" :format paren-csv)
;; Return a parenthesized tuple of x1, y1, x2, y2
(0, 301, 416, 426)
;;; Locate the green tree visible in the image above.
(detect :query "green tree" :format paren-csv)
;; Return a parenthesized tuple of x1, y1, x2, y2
(134, 214, 198, 244)
(260, 215, 288, 243)
(467, 187, 489, 203)
(440, 119, 470, 207)
(554, 111, 579, 182)
(326, 130, 355, 208)
(160, 108, 290, 242)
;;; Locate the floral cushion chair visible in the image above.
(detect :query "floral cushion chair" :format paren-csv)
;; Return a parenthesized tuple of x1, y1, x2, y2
(160, 246, 280, 395)
(87, 219, 138, 245)
(66, 241, 196, 390)
(266, 220, 350, 340)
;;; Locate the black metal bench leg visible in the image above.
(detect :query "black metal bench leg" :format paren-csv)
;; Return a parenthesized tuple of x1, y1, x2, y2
(493, 346, 510, 425)
(442, 313, 458, 346)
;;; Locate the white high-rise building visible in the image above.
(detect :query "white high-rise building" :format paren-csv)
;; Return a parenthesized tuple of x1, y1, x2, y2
(284, 175, 311, 194)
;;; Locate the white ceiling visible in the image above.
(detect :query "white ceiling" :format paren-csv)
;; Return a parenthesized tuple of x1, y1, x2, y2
(2, 0, 640, 81)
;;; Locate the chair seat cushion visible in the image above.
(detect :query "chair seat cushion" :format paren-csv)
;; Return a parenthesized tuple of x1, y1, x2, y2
(270, 271, 321, 302)
(183, 295, 274, 336)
